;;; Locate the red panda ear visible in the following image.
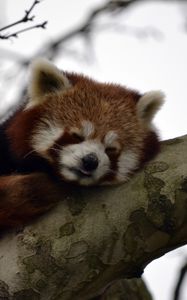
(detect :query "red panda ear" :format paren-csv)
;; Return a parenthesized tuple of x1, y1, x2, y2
(28, 58, 71, 106)
(137, 91, 165, 125)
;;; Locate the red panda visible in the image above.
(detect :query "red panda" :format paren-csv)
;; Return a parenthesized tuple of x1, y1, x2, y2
(0, 59, 164, 230)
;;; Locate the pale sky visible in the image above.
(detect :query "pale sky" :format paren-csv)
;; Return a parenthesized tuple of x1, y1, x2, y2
(0, 1, 187, 300)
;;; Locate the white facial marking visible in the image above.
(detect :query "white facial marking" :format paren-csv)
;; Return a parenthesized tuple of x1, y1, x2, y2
(59, 140, 110, 185)
(116, 150, 139, 182)
(70, 127, 82, 136)
(61, 168, 78, 181)
(81, 120, 95, 138)
(104, 131, 118, 146)
(32, 120, 63, 153)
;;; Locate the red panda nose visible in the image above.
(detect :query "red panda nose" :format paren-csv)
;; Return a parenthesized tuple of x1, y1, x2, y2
(81, 153, 99, 172)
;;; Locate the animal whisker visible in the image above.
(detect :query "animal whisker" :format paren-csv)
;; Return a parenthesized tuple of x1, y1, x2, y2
(50, 147, 61, 153)
(24, 149, 37, 159)
(53, 142, 62, 148)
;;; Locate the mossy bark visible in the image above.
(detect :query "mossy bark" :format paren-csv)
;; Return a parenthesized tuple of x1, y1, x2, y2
(0, 135, 186, 299)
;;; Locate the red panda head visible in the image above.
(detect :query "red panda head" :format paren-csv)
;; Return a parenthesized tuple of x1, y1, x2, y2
(7, 59, 164, 186)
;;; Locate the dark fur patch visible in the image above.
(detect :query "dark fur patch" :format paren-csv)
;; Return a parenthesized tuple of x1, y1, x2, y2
(56, 131, 84, 147)
(1, 108, 57, 177)
(0, 173, 68, 231)
(139, 131, 160, 168)
(100, 151, 120, 182)
(6, 107, 42, 159)
(49, 131, 83, 161)
(0, 124, 16, 175)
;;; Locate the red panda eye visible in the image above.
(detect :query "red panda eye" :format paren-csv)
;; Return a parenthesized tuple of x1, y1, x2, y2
(71, 132, 84, 142)
(105, 147, 118, 155)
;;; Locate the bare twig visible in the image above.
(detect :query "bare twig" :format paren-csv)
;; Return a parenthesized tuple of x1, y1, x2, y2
(0, 1, 139, 66)
(0, 21, 48, 40)
(0, 0, 47, 40)
(0, 0, 184, 122)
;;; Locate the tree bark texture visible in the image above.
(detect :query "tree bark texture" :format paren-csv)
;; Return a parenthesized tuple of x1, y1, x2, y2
(0, 135, 186, 300)
(95, 278, 153, 300)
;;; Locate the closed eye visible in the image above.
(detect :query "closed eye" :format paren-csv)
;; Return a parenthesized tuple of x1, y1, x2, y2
(71, 132, 84, 143)
(105, 146, 119, 156)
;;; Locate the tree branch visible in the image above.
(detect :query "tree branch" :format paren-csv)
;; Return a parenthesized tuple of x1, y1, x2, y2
(0, 21, 48, 40)
(0, 0, 47, 40)
(38, 0, 140, 58)
(95, 278, 153, 300)
(0, 134, 186, 299)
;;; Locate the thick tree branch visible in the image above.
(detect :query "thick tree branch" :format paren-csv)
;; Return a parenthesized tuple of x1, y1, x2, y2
(0, 134, 186, 299)
(95, 278, 153, 300)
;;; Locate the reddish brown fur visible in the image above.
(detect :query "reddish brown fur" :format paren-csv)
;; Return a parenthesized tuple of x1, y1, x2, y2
(7, 73, 145, 159)
(0, 71, 161, 231)
(0, 173, 68, 232)
(6, 107, 42, 159)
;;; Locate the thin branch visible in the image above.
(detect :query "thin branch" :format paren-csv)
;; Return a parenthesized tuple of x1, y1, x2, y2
(0, 21, 48, 40)
(0, 1, 139, 66)
(45, 0, 139, 56)
(17, 0, 138, 59)
(0, 0, 39, 32)
(0, 0, 164, 117)
(0, 0, 47, 40)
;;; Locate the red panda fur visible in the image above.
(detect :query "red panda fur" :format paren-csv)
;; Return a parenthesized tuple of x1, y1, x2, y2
(0, 172, 68, 231)
(0, 59, 164, 231)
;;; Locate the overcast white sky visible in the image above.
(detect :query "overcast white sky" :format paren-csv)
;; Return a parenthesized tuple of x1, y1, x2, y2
(0, 1, 187, 300)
